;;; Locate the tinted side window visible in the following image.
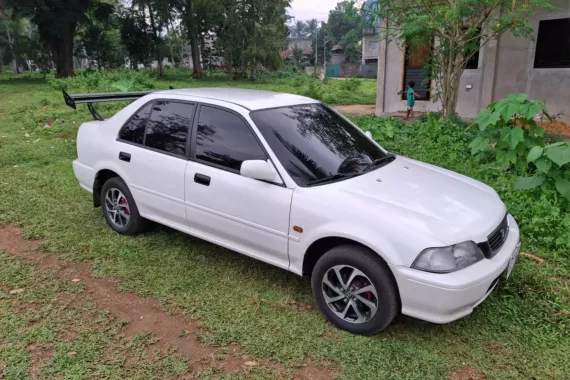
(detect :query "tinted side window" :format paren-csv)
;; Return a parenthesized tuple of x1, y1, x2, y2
(144, 101, 194, 156)
(195, 106, 266, 171)
(119, 103, 152, 144)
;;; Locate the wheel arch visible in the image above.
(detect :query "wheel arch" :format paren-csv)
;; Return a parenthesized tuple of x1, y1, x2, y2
(303, 236, 402, 311)
(302, 236, 393, 278)
(93, 169, 121, 207)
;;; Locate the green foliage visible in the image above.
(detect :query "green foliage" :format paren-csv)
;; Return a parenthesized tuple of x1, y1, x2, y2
(470, 94, 548, 170)
(357, 116, 402, 142)
(471, 94, 570, 200)
(46, 69, 155, 92)
(324, 1, 362, 64)
(340, 77, 362, 91)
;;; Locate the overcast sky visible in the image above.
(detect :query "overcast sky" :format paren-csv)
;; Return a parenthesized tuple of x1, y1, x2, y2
(288, 0, 340, 22)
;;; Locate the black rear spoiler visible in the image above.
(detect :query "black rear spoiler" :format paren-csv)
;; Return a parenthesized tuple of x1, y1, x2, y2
(63, 86, 174, 120)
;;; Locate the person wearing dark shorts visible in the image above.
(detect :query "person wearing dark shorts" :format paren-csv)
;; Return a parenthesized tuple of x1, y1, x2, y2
(400, 81, 421, 120)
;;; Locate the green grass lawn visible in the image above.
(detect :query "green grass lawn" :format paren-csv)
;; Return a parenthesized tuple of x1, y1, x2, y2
(0, 72, 569, 379)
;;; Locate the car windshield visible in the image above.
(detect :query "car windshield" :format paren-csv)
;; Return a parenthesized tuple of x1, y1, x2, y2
(250, 104, 391, 186)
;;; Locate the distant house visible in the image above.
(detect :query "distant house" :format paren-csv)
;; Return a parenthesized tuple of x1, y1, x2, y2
(281, 37, 313, 63)
(375, 0, 570, 122)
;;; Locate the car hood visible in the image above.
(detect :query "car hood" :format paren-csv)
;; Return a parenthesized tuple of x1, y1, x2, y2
(336, 156, 506, 244)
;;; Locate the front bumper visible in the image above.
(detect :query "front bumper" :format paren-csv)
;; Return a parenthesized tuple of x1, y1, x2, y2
(390, 214, 520, 324)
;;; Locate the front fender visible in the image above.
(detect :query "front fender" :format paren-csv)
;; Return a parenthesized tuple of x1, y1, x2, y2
(289, 221, 406, 276)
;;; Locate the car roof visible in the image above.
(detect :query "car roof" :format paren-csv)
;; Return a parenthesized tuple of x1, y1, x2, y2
(154, 88, 319, 111)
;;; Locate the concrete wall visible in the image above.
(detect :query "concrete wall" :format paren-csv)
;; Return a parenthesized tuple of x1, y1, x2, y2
(362, 35, 380, 63)
(359, 62, 378, 77)
(376, 4, 570, 122)
(341, 63, 360, 77)
(493, 1, 570, 121)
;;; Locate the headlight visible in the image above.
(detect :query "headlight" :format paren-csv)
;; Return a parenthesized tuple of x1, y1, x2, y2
(412, 241, 485, 273)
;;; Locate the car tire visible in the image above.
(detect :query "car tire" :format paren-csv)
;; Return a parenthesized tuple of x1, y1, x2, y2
(100, 177, 146, 235)
(311, 245, 399, 335)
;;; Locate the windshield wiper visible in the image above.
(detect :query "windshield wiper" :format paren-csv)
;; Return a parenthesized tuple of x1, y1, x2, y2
(364, 154, 396, 172)
(305, 173, 360, 186)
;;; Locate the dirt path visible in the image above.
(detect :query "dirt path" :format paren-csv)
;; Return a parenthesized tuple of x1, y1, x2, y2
(0, 225, 333, 379)
(334, 104, 376, 116)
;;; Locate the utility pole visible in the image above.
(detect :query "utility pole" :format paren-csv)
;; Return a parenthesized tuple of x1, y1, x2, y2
(315, 29, 318, 74)
(323, 37, 327, 76)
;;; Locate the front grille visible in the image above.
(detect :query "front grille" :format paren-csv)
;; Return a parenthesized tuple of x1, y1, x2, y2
(485, 215, 509, 257)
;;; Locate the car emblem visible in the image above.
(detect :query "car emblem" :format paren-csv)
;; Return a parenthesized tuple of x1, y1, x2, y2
(500, 228, 506, 240)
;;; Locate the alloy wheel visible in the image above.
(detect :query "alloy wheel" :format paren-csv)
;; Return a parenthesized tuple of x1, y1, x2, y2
(321, 265, 378, 324)
(104, 188, 131, 227)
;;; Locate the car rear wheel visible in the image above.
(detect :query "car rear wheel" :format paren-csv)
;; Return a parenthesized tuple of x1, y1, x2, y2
(101, 177, 146, 235)
(311, 245, 399, 335)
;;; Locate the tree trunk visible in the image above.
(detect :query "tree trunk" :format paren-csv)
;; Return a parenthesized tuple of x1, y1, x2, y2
(249, 0, 256, 81)
(441, 54, 463, 118)
(0, 47, 4, 73)
(165, 24, 175, 68)
(226, 54, 233, 80)
(48, 24, 76, 78)
(187, 0, 203, 78)
(4, 21, 17, 75)
(147, 1, 163, 77)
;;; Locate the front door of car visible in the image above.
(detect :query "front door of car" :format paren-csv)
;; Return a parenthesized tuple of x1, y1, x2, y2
(115, 100, 194, 231)
(184, 105, 293, 270)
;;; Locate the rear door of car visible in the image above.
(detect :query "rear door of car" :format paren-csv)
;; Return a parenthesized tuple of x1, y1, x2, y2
(115, 100, 195, 231)
(184, 104, 293, 270)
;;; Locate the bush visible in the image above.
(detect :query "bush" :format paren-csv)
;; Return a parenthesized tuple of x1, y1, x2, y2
(341, 77, 362, 92)
(302, 81, 324, 100)
(470, 94, 570, 201)
(47, 69, 155, 93)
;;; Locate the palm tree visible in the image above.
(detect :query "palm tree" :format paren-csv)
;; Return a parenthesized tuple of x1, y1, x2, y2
(293, 20, 306, 38)
(306, 18, 318, 39)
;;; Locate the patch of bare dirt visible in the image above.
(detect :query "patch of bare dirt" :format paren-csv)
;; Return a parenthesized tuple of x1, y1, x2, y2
(539, 120, 570, 138)
(0, 226, 334, 378)
(449, 364, 486, 380)
(334, 104, 376, 116)
(27, 343, 54, 378)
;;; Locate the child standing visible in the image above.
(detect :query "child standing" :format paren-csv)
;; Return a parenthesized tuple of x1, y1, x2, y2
(398, 81, 421, 120)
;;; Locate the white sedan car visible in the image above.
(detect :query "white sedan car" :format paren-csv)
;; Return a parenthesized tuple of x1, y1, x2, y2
(69, 88, 520, 335)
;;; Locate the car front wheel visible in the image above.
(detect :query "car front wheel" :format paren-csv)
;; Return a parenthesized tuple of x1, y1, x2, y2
(101, 177, 146, 235)
(311, 245, 399, 335)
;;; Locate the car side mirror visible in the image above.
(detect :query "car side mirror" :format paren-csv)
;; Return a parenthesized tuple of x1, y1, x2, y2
(240, 160, 282, 184)
(365, 130, 373, 139)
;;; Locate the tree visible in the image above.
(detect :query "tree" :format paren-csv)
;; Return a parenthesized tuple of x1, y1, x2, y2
(311, 22, 332, 66)
(326, 0, 362, 63)
(340, 29, 361, 63)
(376, 0, 555, 117)
(306, 18, 318, 39)
(79, 1, 125, 69)
(244, 0, 288, 80)
(292, 20, 306, 38)
(211, 0, 288, 80)
(9, 0, 93, 77)
(173, 0, 205, 78)
(328, 1, 360, 43)
(120, 7, 153, 69)
(292, 45, 303, 68)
